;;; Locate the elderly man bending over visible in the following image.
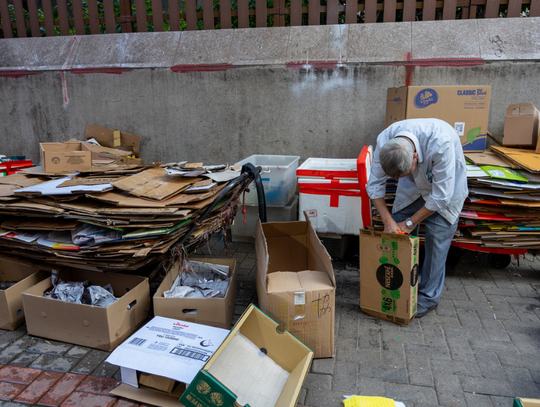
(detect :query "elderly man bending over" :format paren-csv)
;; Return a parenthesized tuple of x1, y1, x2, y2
(366, 118, 468, 318)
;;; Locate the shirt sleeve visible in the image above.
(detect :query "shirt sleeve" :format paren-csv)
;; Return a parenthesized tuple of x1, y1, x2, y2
(423, 139, 456, 213)
(366, 131, 390, 200)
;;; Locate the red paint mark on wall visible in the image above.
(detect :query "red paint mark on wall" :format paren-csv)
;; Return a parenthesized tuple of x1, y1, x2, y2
(171, 64, 234, 73)
(61, 36, 78, 104)
(0, 70, 42, 78)
(381, 53, 486, 86)
(286, 61, 343, 70)
(70, 67, 133, 75)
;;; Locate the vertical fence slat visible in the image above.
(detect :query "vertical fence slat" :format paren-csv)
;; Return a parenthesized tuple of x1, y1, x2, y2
(255, 0, 266, 26)
(0, 0, 13, 38)
(72, 0, 86, 35)
(13, 0, 27, 37)
(383, 0, 396, 21)
(290, 0, 302, 25)
(88, 0, 101, 34)
(462, 4, 471, 18)
(42, 0, 56, 36)
(56, 0, 70, 35)
(327, 0, 339, 24)
(402, 0, 416, 21)
(530, 0, 540, 16)
(275, 0, 285, 26)
(118, 0, 133, 32)
(220, 0, 231, 28)
(151, 0, 164, 31)
(27, 0, 41, 37)
(308, 0, 319, 24)
(134, 0, 148, 31)
(364, 0, 378, 22)
(442, 0, 457, 19)
(203, 0, 214, 29)
(506, 0, 522, 16)
(169, 0, 180, 30)
(345, 0, 357, 23)
(103, 0, 116, 33)
(422, 0, 436, 19)
(185, 0, 198, 30)
(237, 0, 249, 28)
(484, 0, 500, 16)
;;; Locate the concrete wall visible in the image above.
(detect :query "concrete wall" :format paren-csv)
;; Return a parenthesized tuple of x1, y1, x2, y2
(1, 18, 540, 165)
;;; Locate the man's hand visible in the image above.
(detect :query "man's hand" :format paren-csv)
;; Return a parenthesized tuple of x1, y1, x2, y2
(396, 220, 414, 234)
(383, 219, 402, 234)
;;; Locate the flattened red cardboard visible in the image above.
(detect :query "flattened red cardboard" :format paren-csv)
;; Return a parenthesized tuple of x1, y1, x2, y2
(359, 229, 419, 325)
(0, 256, 49, 330)
(22, 268, 150, 351)
(153, 257, 237, 329)
(255, 216, 335, 358)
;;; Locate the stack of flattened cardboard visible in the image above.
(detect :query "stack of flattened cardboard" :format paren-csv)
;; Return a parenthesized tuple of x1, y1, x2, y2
(0, 162, 247, 272)
(454, 146, 540, 249)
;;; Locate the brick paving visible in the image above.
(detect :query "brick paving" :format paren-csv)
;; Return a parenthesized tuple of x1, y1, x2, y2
(0, 236, 539, 407)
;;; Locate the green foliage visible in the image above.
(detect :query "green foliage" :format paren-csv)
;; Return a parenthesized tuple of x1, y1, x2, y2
(3, 0, 534, 37)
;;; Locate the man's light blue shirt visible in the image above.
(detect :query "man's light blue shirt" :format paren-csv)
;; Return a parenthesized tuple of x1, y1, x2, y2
(366, 118, 468, 225)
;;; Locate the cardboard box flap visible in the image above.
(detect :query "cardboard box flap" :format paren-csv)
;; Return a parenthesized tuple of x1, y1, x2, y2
(306, 214, 335, 287)
(276, 352, 313, 407)
(110, 383, 182, 407)
(516, 398, 540, 407)
(267, 270, 332, 293)
(85, 124, 141, 157)
(506, 103, 539, 117)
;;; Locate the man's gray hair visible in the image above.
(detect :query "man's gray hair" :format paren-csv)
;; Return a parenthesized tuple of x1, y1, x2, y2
(379, 137, 414, 179)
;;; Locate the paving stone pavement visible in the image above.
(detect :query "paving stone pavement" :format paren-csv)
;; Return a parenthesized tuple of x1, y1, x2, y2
(0, 236, 539, 407)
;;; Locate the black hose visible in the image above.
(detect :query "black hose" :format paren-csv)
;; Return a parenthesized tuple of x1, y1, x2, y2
(241, 163, 267, 223)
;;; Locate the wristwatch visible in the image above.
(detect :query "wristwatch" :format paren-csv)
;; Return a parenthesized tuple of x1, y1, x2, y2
(405, 218, 414, 229)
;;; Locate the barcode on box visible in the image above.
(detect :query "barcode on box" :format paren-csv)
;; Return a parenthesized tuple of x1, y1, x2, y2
(454, 122, 465, 136)
(129, 337, 147, 346)
(170, 346, 210, 362)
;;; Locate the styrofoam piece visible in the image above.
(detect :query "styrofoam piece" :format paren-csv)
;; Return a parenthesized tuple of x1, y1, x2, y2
(208, 332, 289, 407)
(235, 155, 300, 205)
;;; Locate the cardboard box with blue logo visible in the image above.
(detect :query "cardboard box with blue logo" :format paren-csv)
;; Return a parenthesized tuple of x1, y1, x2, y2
(386, 86, 491, 152)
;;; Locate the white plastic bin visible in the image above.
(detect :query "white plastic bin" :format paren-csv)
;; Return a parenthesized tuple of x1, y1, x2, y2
(235, 155, 300, 206)
(231, 195, 298, 242)
(297, 145, 373, 236)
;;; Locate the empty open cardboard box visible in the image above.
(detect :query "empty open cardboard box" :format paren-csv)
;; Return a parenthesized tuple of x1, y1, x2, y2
(255, 216, 335, 359)
(0, 256, 49, 330)
(502, 103, 540, 149)
(153, 257, 237, 329)
(180, 304, 313, 407)
(21, 268, 150, 351)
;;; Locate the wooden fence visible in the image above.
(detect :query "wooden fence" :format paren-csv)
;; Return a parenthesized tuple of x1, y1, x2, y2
(1, 0, 539, 38)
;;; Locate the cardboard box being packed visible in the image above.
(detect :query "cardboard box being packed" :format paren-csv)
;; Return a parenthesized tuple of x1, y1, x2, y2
(153, 257, 237, 329)
(21, 268, 150, 351)
(0, 255, 49, 330)
(386, 85, 491, 152)
(359, 229, 419, 325)
(255, 216, 335, 359)
(180, 304, 313, 407)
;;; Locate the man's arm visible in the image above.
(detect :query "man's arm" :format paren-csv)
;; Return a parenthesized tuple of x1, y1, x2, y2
(373, 198, 435, 234)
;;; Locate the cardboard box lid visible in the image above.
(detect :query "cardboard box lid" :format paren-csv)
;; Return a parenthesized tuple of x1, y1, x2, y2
(506, 103, 540, 117)
(516, 398, 540, 407)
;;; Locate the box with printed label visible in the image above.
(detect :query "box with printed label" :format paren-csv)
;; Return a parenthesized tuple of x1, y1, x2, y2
(153, 257, 237, 329)
(0, 256, 49, 330)
(180, 304, 313, 407)
(359, 229, 419, 325)
(255, 216, 335, 358)
(39, 141, 92, 173)
(21, 268, 150, 351)
(107, 316, 230, 407)
(386, 86, 491, 152)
